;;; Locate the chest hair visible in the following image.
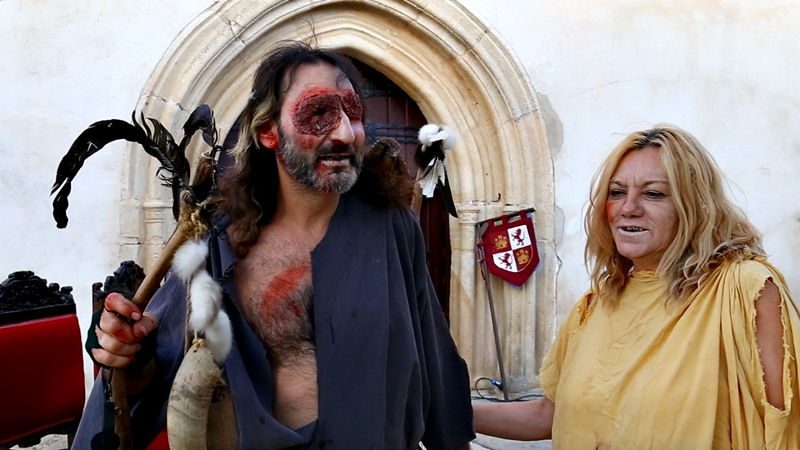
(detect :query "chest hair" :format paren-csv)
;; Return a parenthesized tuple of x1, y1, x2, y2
(236, 231, 317, 366)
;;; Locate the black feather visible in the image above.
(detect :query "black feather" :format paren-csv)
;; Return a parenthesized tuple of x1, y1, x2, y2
(414, 141, 446, 174)
(177, 105, 220, 217)
(51, 106, 219, 228)
(140, 116, 190, 220)
(181, 104, 217, 148)
(134, 114, 183, 187)
(51, 120, 144, 196)
(412, 127, 457, 218)
(438, 172, 458, 218)
(51, 119, 161, 228)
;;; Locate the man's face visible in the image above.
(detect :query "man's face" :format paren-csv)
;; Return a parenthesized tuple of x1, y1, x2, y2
(265, 62, 367, 193)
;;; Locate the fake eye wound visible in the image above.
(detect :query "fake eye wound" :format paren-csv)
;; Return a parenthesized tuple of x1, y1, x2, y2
(293, 92, 363, 136)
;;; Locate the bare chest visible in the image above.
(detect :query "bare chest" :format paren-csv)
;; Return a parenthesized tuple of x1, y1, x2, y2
(235, 237, 316, 366)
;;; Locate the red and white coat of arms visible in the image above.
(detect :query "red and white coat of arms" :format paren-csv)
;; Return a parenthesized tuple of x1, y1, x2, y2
(480, 211, 539, 287)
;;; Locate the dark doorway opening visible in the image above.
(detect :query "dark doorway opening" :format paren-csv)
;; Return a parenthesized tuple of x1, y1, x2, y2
(354, 61, 452, 322)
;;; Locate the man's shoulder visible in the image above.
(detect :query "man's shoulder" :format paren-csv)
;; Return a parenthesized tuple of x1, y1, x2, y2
(338, 191, 421, 245)
(351, 154, 415, 211)
(344, 189, 415, 218)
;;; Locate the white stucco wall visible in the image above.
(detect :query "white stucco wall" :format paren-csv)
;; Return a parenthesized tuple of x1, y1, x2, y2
(0, 0, 215, 389)
(458, 0, 800, 321)
(2, 0, 799, 391)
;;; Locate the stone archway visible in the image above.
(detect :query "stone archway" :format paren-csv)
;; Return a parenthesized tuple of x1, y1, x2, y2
(120, 0, 557, 392)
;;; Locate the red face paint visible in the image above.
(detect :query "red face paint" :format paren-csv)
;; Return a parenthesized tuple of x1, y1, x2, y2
(291, 89, 363, 137)
(260, 266, 308, 314)
(341, 91, 363, 120)
(293, 93, 343, 136)
(299, 136, 316, 151)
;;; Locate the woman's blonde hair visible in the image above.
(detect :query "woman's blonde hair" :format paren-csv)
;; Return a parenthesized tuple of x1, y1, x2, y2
(584, 124, 765, 305)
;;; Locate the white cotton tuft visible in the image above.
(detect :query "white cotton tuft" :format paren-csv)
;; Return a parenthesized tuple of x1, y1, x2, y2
(172, 239, 208, 283)
(188, 271, 223, 332)
(441, 125, 457, 151)
(205, 311, 233, 365)
(418, 124, 442, 148)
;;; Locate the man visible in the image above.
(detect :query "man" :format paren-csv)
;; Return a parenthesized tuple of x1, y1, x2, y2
(74, 42, 474, 450)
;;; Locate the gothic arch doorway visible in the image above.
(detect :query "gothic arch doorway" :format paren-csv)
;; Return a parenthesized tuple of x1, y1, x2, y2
(124, 0, 558, 392)
(355, 61, 451, 321)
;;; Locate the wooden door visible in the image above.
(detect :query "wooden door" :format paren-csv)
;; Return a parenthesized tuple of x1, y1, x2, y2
(354, 61, 452, 322)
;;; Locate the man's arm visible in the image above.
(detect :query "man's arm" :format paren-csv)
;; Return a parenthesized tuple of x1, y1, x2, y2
(473, 396, 554, 441)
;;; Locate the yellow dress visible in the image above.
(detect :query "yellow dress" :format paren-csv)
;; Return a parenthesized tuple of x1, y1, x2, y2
(540, 259, 800, 449)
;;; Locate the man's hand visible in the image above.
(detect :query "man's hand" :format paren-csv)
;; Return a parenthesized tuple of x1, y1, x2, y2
(92, 293, 159, 368)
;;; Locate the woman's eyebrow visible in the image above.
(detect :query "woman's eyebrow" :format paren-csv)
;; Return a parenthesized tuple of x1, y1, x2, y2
(642, 180, 669, 187)
(609, 179, 669, 187)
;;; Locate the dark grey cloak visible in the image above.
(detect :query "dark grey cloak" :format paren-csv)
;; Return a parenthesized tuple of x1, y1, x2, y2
(73, 191, 475, 450)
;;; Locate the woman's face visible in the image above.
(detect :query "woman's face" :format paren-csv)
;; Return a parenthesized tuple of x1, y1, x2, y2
(606, 146, 678, 272)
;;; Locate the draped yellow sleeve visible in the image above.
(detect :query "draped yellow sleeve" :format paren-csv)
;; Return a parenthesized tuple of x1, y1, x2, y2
(539, 259, 800, 450)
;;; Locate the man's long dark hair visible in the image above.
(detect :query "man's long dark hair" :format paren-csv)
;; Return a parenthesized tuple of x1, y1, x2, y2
(217, 41, 412, 257)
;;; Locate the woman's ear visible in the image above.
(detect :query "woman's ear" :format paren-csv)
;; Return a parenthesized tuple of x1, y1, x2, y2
(257, 122, 279, 150)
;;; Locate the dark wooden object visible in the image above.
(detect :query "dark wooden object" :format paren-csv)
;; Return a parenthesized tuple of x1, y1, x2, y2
(0, 271, 84, 449)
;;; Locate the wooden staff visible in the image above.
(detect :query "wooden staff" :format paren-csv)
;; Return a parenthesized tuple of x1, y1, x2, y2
(50, 105, 220, 450)
(474, 220, 509, 401)
(111, 150, 217, 449)
(109, 221, 189, 450)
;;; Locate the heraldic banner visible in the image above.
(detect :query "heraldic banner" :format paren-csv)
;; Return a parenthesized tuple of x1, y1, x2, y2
(479, 210, 539, 287)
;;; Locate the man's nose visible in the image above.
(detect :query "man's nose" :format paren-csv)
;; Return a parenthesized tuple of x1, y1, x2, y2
(329, 110, 355, 145)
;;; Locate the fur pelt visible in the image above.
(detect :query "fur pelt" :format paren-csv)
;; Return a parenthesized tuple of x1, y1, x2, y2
(174, 238, 232, 365)
(353, 138, 415, 210)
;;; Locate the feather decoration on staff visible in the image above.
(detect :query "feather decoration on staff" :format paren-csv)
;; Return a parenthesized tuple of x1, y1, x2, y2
(50, 104, 218, 228)
(413, 123, 458, 218)
(49, 105, 225, 450)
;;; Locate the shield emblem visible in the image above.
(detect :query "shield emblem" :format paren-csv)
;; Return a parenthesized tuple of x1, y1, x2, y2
(480, 211, 539, 287)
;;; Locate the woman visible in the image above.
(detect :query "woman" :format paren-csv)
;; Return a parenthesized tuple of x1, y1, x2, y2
(474, 124, 800, 449)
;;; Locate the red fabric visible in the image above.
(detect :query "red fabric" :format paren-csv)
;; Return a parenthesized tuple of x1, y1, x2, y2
(0, 314, 85, 446)
(145, 429, 170, 450)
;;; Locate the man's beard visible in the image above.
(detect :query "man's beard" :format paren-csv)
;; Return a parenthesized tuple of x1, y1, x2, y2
(277, 126, 363, 193)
